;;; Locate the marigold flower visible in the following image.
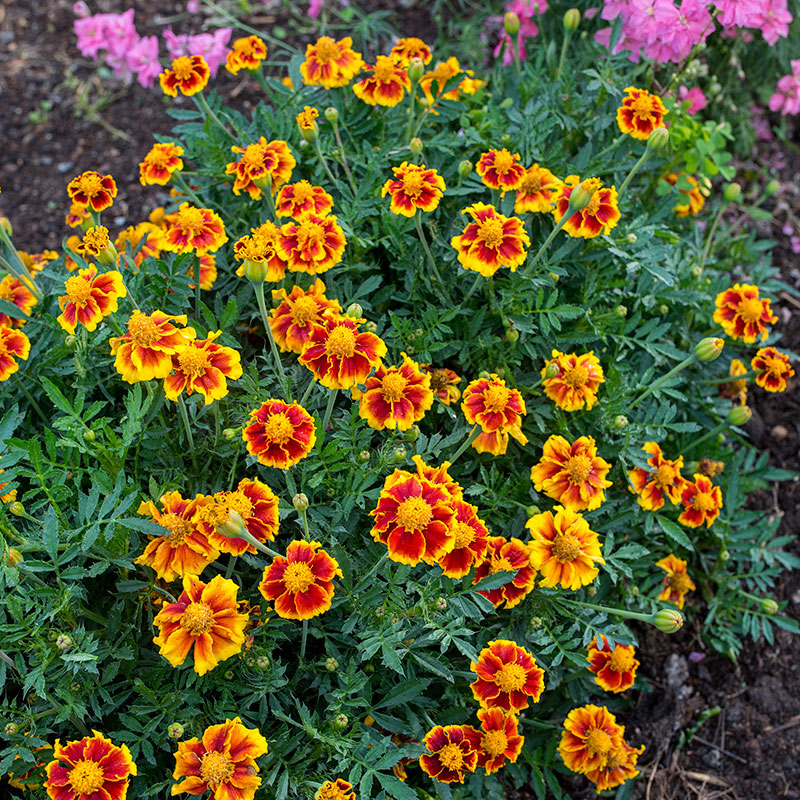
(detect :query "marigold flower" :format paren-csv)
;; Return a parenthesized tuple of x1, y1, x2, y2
(583, 740, 645, 791)
(159, 54, 210, 97)
(0, 275, 37, 327)
(296, 105, 319, 133)
(470, 639, 545, 713)
(66, 170, 117, 212)
(475, 708, 524, 775)
(276, 213, 346, 275)
(115, 222, 164, 267)
(242, 399, 317, 469)
(353, 55, 410, 106)
(719, 358, 748, 405)
(542, 350, 604, 411)
(0, 324, 30, 382)
(44, 731, 136, 800)
(19, 249, 58, 276)
(0, 465, 16, 503)
(225, 35, 268, 75)
(299, 315, 386, 389)
(476, 148, 526, 192)
(419, 57, 481, 107)
(462, 373, 527, 448)
(190, 252, 217, 291)
(421, 364, 461, 404)
(656, 554, 696, 609)
(616, 86, 668, 139)
(558, 704, 625, 774)
(275, 181, 334, 220)
(526, 505, 604, 590)
(259, 539, 342, 620)
(752, 346, 794, 392)
(56, 266, 126, 335)
(65, 202, 90, 228)
(369, 473, 456, 565)
(172, 717, 268, 800)
(472, 536, 536, 609)
(451, 203, 530, 277)
(587, 636, 639, 693)
(153, 574, 248, 674)
(300, 36, 364, 88)
(269, 279, 342, 354)
(315, 779, 356, 800)
(390, 37, 433, 66)
(514, 163, 563, 214)
(679, 474, 722, 528)
(628, 441, 688, 511)
(663, 172, 705, 217)
(713, 283, 776, 343)
(408, 454, 464, 503)
(381, 162, 446, 217)
(531, 435, 612, 512)
(234, 223, 288, 283)
(435, 500, 489, 578)
(226, 138, 296, 200)
(76, 225, 116, 264)
(162, 203, 228, 254)
(139, 142, 184, 186)
(419, 725, 480, 784)
(554, 176, 620, 238)
(358, 353, 433, 430)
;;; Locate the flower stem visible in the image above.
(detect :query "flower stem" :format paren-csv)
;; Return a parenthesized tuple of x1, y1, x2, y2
(685, 420, 729, 452)
(462, 273, 484, 303)
(526, 207, 578, 274)
(322, 388, 338, 432)
(414, 212, 450, 301)
(300, 619, 308, 659)
(224, 554, 237, 579)
(331, 119, 357, 195)
(698, 199, 728, 273)
(629, 354, 695, 409)
(563, 598, 653, 623)
(617, 149, 652, 201)
(193, 255, 201, 318)
(300, 374, 316, 406)
(263, 179, 278, 222)
(300, 507, 310, 540)
(195, 91, 233, 138)
(253, 280, 289, 399)
(449, 425, 482, 465)
(555, 31, 572, 80)
(177, 395, 199, 473)
(11, 373, 48, 426)
(702, 369, 758, 385)
(312, 138, 339, 187)
(0, 227, 40, 298)
(512, 31, 522, 77)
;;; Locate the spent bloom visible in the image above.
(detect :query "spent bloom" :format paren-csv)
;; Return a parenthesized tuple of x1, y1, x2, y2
(422, 365, 462, 405)
(656, 553, 696, 608)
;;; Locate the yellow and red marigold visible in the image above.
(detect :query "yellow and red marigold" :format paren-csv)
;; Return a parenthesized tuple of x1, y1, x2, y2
(56, 266, 126, 335)
(554, 176, 620, 238)
(679, 474, 722, 528)
(65, 202, 91, 228)
(234, 222, 288, 283)
(587, 636, 639, 694)
(0, 324, 30, 382)
(752, 347, 794, 392)
(628, 441, 688, 511)
(277, 214, 346, 275)
(296, 106, 319, 137)
(226, 138, 296, 199)
(514, 164, 563, 214)
(76, 225, 116, 265)
(713, 283, 776, 343)
(353, 55, 410, 107)
(451, 203, 530, 277)
(476, 148, 525, 192)
(461, 374, 526, 444)
(475, 708, 524, 775)
(470, 639, 545, 713)
(531, 435, 612, 512)
(558, 704, 625, 774)
(435, 500, 489, 578)
(270, 280, 342, 354)
(67, 170, 117, 212)
(153, 574, 248, 675)
(315, 778, 356, 800)
(472, 536, 536, 609)
(382, 162, 446, 217)
(159, 54, 210, 97)
(720, 358, 749, 405)
(259, 539, 342, 620)
(409, 454, 464, 503)
(162, 203, 228, 254)
(139, 142, 184, 186)
(663, 172, 706, 217)
(421, 364, 462, 404)
(616, 86, 668, 139)
(389, 37, 433, 66)
(242, 400, 317, 469)
(584, 739, 645, 791)
(0, 275, 37, 327)
(542, 350, 605, 411)
(358, 353, 433, 430)
(300, 36, 364, 88)
(276, 181, 334, 220)
(225, 35, 268, 75)
(171, 717, 268, 800)
(656, 554, 696, 609)
(419, 57, 482, 107)
(419, 725, 480, 784)
(115, 222, 164, 267)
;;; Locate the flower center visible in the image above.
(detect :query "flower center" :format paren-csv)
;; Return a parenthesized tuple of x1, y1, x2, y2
(181, 602, 215, 635)
(292, 181, 316, 203)
(290, 296, 319, 326)
(738, 296, 764, 323)
(64, 276, 93, 307)
(481, 729, 508, 757)
(68, 760, 105, 795)
(314, 37, 337, 64)
(381, 372, 408, 403)
(262, 412, 295, 443)
(172, 57, 196, 81)
(283, 561, 315, 593)
(483, 384, 510, 412)
(401, 171, 425, 196)
(177, 346, 211, 377)
(563, 365, 589, 388)
(452, 522, 475, 549)
(493, 151, 515, 173)
(551, 532, 582, 562)
(667, 571, 691, 593)
(225, 491, 254, 521)
(240, 144, 267, 170)
(654, 464, 677, 489)
(477, 218, 505, 248)
(428, 370, 450, 390)
(692, 492, 715, 512)
(127, 312, 162, 347)
(584, 193, 601, 216)
(174, 206, 207, 234)
(585, 729, 613, 756)
(521, 172, 543, 193)
(297, 221, 326, 250)
(395, 496, 433, 530)
(325, 325, 357, 358)
(630, 95, 655, 117)
(566, 454, 593, 484)
(83, 227, 110, 252)
(148, 149, 173, 168)
(79, 174, 104, 196)
(161, 512, 193, 544)
(495, 662, 527, 693)
(437, 743, 464, 771)
(199, 750, 235, 787)
(491, 556, 516, 573)
(605, 747, 626, 770)
(609, 646, 635, 673)
(373, 58, 397, 82)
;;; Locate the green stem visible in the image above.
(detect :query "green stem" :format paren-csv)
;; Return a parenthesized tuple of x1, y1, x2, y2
(263, 179, 278, 222)
(555, 32, 572, 79)
(462, 273, 483, 303)
(512, 30, 522, 77)
(300, 507, 311, 540)
(629, 354, 695, 409)
(11, 373, 49, 426)
(0, 226, 40, 297)
(617, 148, 653, 200)
(526, 206, 579, 274)
(177, 395, 199, 473)
(170, 172, 224, 220)
(331, 120, 357, 194)
(414, 212, 450, 301)
(686, 421, 728, 452)
(224, 555, 237, 580)
(212, 402, 221, 451)
(564, 598, 653, 623)
(312, 138, 339, 187)
(702, 369, 758, 385)
(449, 425, 482, 465)
(322, 388, 338, 432)
(698, 200, 728, 273)
(300, 375, 316, 406)
(300, 619, 308, 660)
(195, 92, 233, 138)
(193, 255, 201, 318)
(253, 281, 289, 398)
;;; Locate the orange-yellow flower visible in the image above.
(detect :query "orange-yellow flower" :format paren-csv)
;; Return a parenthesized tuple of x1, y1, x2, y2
(472, 536, 536, 609)
(225, 35, 268, 74)
(656, 553, 696, 609)
(526, 505, 604, 590)
(153, 574, 248, 675)
(315, 779, 356, 800)
(382, 162, 445, 217)
(616, 86, 668, 139)
(300, 36, 364, 88)
(421, 365, 462, 405)
(159, 54, 210, 97)
(275, 181, 334, 220)
(171, 717, 268, 800)
(419, 57, 482, 108)
(587, 636, 639, 694)
(476, 148, 525, 192)
(162, 203, 228, 254)
(542, 350, 604, 411)
(65, 202, 91, 228)
(0, 275, 37, 327)
(584, 740, 645, 791)
(138, 142, 184, 186)
(242, 399, 317, 469)
(409, 453, 464, 503)
(0, 464, 16, 504)
(44, 731, 137, 800)
(57, 266, 126, 335)
(296, 105, 319, 134)
(277, 214, 346, 275)
(358, 353, 433, 430)
(226, 138, 296, 199)
(233, 222, 288, 283)
(259, 539, 342, 620)
(663, 172, 705, 217)
(353, 55, 411, 106)
(461, 373, 527, 454)
(434, 500, 489, 579)
(75, 225, 116, 265)
(628, 441, 688, 511)
(299, 315, 386, 389)
(66, 170, 117, 212)
(514, 164, 563, 214)
(389, 37, 433, 66)
(475, 708, 524, 775)
(0, 324, 30, 382)
(554, 176, 620, 238)
(713, 283, 776, 343)
(752, 347, 794, 392)
(531, 435, 612, 512)
(269, 279, 342, 354)
(115, 222, 164, 267)
(18, 250, 58, 275)
(679, 474, 722, 528)
(470, 639, 545, 713)
(451, 203, 530, 277)
(135, 491, 218, 582)
(189, 252, 217, 291)
(558, 704, 625, 774)
(720, 358, 748, 405)
(420, 725, 481, 785)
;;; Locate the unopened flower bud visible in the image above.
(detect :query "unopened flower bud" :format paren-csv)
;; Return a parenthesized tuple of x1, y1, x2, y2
(761, 598, 779, 614)
(357, 450, 370, 463)
(409, 137, 423, 156)
(765, 179, 781, 196)
(569, 180, 597, 211)
(626, 233, 637, 244)
(659, 304, 669, 315)
(256, 656, 270, 669)
(530, 616, 543, 629)
(647, 127, 669, 151)
(222, 427, 238, 441)
(525, 505, 541, 517)
(393, 446, 406, 462)
(345, 302, 363, 318)
(563, 8, 581, 31)
(292, 493, 309, 511)
(614, 415, 628, 430)
(694, 337, 724, 363)
(224, 670, 234, 679)
(544, 362, 560, 379)
(364, 321, 377, 333)
(374, 607, 385, 618)
(652, 608, 684, 633)
(4, 722, 19, 736)
(505, 327, 519, 343)
(458, 160, 473, 177)
(630, 585, 639, 596)
(168, 723, 184, 740)
(723, 182, 741, 202)
(403, 424, 420, 443)
(216, 510, 245, 540)
(56, 634, 73, 651)
(333, 714, 348, 729)
(64, 335, 77, 348)
(407, 57, 425, 83)
(499, 98, 514, 110)
(615, 304, 627, 317)
(9, 501, 24, 517)
(239, 258, 271, 282)
(325, 657, 339, 672)
(324, 106, 339, 122)
(504, 11, 521, 35)
(719, 549, 730, 561)
(727, 405, 752, 426)
(479, 370, 492, 380)
(435, 597, 448, 611)
(0, 217, 12, 235)
(83, 429, 95, 442)
(587, 585, 598, 596)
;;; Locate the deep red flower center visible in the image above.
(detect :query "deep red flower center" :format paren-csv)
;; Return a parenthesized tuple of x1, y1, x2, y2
(199, 750, 235, 786)
(68, 759, 105, 795)
(495, 662, 526, 692)
(283, 561, 315, 593)
(181, 602, 215, 635)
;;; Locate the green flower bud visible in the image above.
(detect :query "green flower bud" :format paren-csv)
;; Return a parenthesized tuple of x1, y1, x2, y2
(691, 265, 703, 278)
(393, 446, 406, 463)
(568, 179, 597, 211)
(652, 608, 684, 633)
(56, 634, 73, 651)
(563, 8, 581, 30)
(0, 217, 12, 235)
(364, 321, 378, 334)
(727, 405, 752, 426)
(629, 585, 639, 596)
(435, 597, 448, 611)
(168, 723, 185, 740)
(614, 415, 628, 430)
(222, 427, 238, 441)
(256, 656, 270, 669)
(765, 179, 781, 196)
(587, 585, 598, 596)
(64, 334, 77, 348)
(224, 670, 234, 679)
(374, 607, 385, 619)
(215, 510, 245, 539)
(530, 616, 543, 629)
(723, 182, 741, 202)
(407, 57, 425, 83)
(626, 233, 638, 244)
(345, 302, 363, 318)
(761, 598, 779, 614)
(4, 722, 19, 736)
(414, 328, 424, 338)
(9, 501, 25, 516)
(325, 657, 339, 672)
(324, 106, 339, 122)
(357, 450, 370, 463)
(479, 370, 492, 380)
(719, 549, 730, 561)
(458, 160, 473, 177)
(647, 127, 669, 151)
(659, 304, 669, 315)
(525, 505, 541, 517)
(333, 714, 348, 729)
(694, 337, 724, 363)
(239, 258, 272, 282)
(615, 304, 628, 317)
(292, 493, 310, 511)
(83, 429, 95, 442)
(504, 11, 521, 34)
(544, 362, 560, 379)
(499, 97, 514, 110)
(409, 138, 423, 156)
(505, 327, 520, 343)
(403, 425, 420, 443)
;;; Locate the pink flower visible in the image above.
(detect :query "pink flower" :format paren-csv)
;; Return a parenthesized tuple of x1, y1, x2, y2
(769, 60, 800, 115)
(678, 85, 708, 113)
(73, 1, 90, 17)
(752, 0, 792, 44)
(714, 0, 765, 29)
(74, 14, 114, 58)
(187, 0, 201, 10)
(792, 236, 800, 254)
(309, 0, 325, 17)
(127, 34, 161, 88)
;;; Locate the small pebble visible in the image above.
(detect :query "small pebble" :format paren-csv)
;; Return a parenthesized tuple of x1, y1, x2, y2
(771, 425, 789, 439)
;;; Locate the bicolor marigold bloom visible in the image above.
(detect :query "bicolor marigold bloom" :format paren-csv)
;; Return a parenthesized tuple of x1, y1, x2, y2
(451, 203, 530, 277)
(381, 162, 446, 217)
(138, 142, 184, 186)
(315, 779, 356, 800)
(419, 725, 480, 784)
(461, 373, 528, 454)
(353, 55, 410, 106)
(531, 435, 612, 512)
(296, 105, 319, 133)
(162, 203, 228, 254)
(275, 180, 334, 220)
(18, 249, 58, 275)
(110, 310, 194, 383)
(409, 454, 464, 503)
(259, 539, 342, 620)
(66, 170, 117, 212)
(616, 86, 668, 139)
(663, 172, 705, 217)
(679, 474, 722, 528)
(115, 222, 164, 267)
(270, 280, 342, 354)
(159, 54, 210, 97)
(226, 138, 296, 199)
(554, 176, 620, 238)
(421, 365, 461, 405)
(225, 35, 268, 75)
(720, 358, 749, 405)
(153, 574, 248, 675)
(526, 505, 604, 590)
(300, 36, 364, 88)
(472, 536, 536, 609)
(189, 252, 217, 291)
(172, 717, 268, 800)
(276, 214, 346, 275)
(56, 266, 126, 335)
(587, 636, 639, 694)
(76, 225, 116, 265)
(475, 708, 524, 775)
(542, 350, 604, 411)
(389, 37, 433, 66)
(713, 283, 776, 343)
(233, 223, 287, 283)
(558, 704, 625, 774)
(242, 400, 317, 469)
(44, 731, 136, 800)
(584, 740, 645, 792)
(419, 57, 483, 108)
(0, 324, 30, 382)
(358, 353, 433, 430)
(0, 275, 37, 327)
(656, 554, 696, 609)
(628, 441, 688, 511)
(1, 465, 17, 503)
(476, 148, 526, 192)
(752, 347, 794, 392)
(65, 202, 90, 228)
(135, 491, 218, 582)
(514, 164, 563, 214)
(369, 473, 456, 565)
(299, 315, 386, 389)
(470, 640, 545, 713)
(435, 500, 489, 578)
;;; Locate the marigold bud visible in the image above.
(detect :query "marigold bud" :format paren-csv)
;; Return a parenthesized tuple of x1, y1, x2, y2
(587, 585, 598, 596)
(292, 493, 310, 511)
(407, 57, 425, 83)
(216, 509, 245, 539)
(504, 11, 521, 35)
(719, 549, 730, 561)
(239, 257, 271, 283)
(325, 657, 338, 672)
(544, 362, 560, 379)
(168, 723, 184, 740)
(0, 217, 12, 235)
(569, 179, 597, 211)
(563, 8, 581, 30)
(364, 321, 377, 333)
(403, 424, 420, 443)
(458, 160, 473, 177)
(357, 450, 370, 463)
(647, 127, 670, 151)
(56, 634, 73, 651)
(222, 427, 238, 441)
(652, 608, 684, 633)
(659, 304, 669, 315)
(723, 182, 741, 202)
(615, 304, 627, 317)
(64, 335, 77, 348)
(505, 327, 519, 343)
(761, 598, 779, 614)
(373, 607, 385, 619)
(5, 548, 23, 567)
(9, 501, 24, 516)
(525, 505, 541, 517)
(436, 597, 448, 611)
(393, 446, 406, 463)
(694, 337, 724, 363)
(256, 656, 270, 669)
(626, 233, 637, 244)
(765, 179, 781, 197)
(614, 415, 628, 430)
(727, 405, 752, 426)
(409, 137, 423, 156)
(530, 616, 543, 629)
(345, 302, 363, 318)
(324, 106, 339, 122)
(83, 429, 95, 442)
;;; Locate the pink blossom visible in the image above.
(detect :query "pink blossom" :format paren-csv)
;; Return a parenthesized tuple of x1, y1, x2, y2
(187, 0, 200, 10)
(782, 222, 794, 236)
(185, 28, 232, 75)
(752, 0, 792, 44)
(309, 0, 325, 17)
(678, 86, 708, 113)
(74, 14, 114, 58)
(103, 9, 138, 59)
(73, 1, 90, 17)
(127, 34, 161, 88)
(792, 236, 800, 254)
(584, 6, 601, 17)
(769, 60, 800, 115)
(163, 27, 191, 60)
(713, 0, 766, 30)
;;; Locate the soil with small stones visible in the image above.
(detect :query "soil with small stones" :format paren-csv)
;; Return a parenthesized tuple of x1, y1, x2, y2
(1, 2, 799, 798)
